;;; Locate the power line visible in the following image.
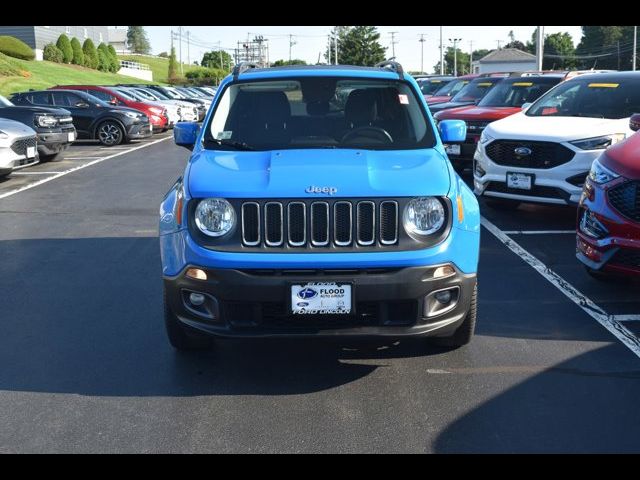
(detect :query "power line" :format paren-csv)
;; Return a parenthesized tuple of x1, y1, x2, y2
(389, 31, 399, 58)
(418, 34, 426, 74)
(288, 34, 297, 62)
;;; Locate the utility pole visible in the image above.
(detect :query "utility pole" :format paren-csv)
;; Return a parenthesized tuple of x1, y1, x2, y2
(217, 41, 222, 70)
(536, 26, 544, 71)
(419, 34, 426, 74)
(288, 34, 296, 63)
(390, 31, 399, 58)
(634, 26, 637, 71)
(449, 38, 462, 76)
(186, 30, 190, 65)
(439, 26, 444, 75)
(469, 40, 473, 74)
(334, 33, 338, 65)
(328, 35, 332, 64)
(178, 26, 183, 75)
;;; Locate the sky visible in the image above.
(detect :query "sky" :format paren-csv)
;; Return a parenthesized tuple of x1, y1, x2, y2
(117, 26, 584, 73)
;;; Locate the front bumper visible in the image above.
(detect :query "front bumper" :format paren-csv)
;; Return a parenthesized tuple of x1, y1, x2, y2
(37, 126, 76, 155)
(125, 122, 153, 140)
(165, 265, 476, 338)
(473, 140, 595, 205)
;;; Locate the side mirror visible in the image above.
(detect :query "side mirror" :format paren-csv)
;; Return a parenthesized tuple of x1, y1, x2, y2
(439, 119, 467, 143)
(109, 98, 118, 106)
(75, 102, 90, 108)
(174, 122, 200, 150)
(521, 102, 533, 111)
(630, 113, 640, 132)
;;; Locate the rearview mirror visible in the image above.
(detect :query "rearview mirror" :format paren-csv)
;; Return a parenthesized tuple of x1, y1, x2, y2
(439, 119, 467, 143)
(630, 113, 640, 132)
(174, 122, 200, 150)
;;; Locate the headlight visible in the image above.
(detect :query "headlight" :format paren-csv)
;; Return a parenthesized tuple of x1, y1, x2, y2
(195, 198, 236, 237)
(570, 134, 625, 150)
(479, 130, 494, 145)
(588, 159, 619, 184)
(35, 115, 58, 128)
(123, 111, 139, 119)
(0, 129, 8, 139)
(403, 197, 446, 236)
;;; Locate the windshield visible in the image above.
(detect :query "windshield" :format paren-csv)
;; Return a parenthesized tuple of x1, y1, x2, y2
(450, 79, 501, 103)
(117, 88, 144, 101)
(432, 78, 468, 97)
(419, 79, 452, 95)
(526, 77, 640, 119)
(107, 88, 135, 101)
(0, 94, 14, 107)
(478, 78, 561, 107)
(205, 77, 435, 151)
(133, 89, 158, 101)
(164, 88, 185, 99)
(150, 89, 170, 100)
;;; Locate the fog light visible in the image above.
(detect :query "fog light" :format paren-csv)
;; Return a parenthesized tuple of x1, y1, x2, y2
(186, 268, 207, 280)
(434, 290, 452, 304)
(189, 292, 206, 306)
(433, 265, 455, 279)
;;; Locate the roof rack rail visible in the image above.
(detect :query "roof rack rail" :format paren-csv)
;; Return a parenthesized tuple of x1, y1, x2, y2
(232, 62, 259, 81)
(375, 59, 404, 80)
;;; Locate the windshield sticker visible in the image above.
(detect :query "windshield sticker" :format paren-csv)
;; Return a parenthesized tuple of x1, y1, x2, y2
(431, 80, 442, 83)
(216, 131, 232, 140)
(512, 82, 533, 87)
(398, 94, 409, 104)
(477, 82, 493, 87)
(588, 83, 619, 88)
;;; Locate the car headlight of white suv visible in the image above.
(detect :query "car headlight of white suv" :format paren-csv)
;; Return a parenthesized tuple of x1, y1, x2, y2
(570, 134, 625, 150)
(479, 130, 494, 145)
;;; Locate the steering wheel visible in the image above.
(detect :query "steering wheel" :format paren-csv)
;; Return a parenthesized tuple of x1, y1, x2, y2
(341, 126, 393, 144)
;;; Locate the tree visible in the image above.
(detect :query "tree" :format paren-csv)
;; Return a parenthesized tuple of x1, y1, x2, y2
(107, 44, 119, 73)
(43, 43, 63, 63)
(576, 26, 634, 70)
(334, 26, 386, 66)
(504, 40, 527, 51)
(158, 51, 168, 58)
(324, 26, 351, 64)
(70, 37, 84, 65)
(271, 59, 307, 67)
(126, 26, 151, 55)
(56, 34, 73, 63)
(82, 39, 98, 69)
(201, 50, 234, 70)
(168, 45, 179, 84)
(433, 46, 471, 75)
(543, 32, 576, 70)
(472, 49, 491, 61)
(97, 43, 111, 71)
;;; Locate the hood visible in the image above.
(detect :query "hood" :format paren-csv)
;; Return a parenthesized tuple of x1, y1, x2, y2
(426, 95, 451, 105)
(486, 112, 634, 142)
(1, 104, 70, 116)
(435, 105, 520, 121)
(0, 118, 36, 137)
(188, 148, 451, 199)
(429, 101, 475, 113)
(107, 107, 145, 117)
(601, 132, 640, 179)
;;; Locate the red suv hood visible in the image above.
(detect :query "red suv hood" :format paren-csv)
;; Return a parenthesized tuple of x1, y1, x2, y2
(426, 95, 452, 105)
(601, 133, 640, 179)
(434, 105, 522, 121)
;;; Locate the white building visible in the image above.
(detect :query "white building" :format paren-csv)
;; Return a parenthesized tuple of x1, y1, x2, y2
(108, 28, 130, 55)
(472, 48, 537, 74)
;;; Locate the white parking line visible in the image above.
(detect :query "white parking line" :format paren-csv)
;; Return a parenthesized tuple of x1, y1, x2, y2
(501, 230, 576, 235)
(64, 156, 107, 160)
(481, 216, 640, 359)
(0, 136, 172, 201)
(12, 171, 60, 175)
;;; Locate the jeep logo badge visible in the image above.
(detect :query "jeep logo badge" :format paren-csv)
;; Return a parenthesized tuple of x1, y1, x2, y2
(306, 186, 338, 195)
(514, 147, 532, 156)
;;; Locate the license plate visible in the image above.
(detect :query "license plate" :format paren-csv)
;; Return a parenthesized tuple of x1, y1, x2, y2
(68, 132, 75, 142)
(291, 282, 352, 315)
(445, 144, 461, 155)
(26, 146, 36, 158)
(506, 172, 533, 190)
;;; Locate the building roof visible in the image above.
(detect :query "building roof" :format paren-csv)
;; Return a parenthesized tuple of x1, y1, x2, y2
(108, 29, 127, 43)
(479, 48, 537, 64)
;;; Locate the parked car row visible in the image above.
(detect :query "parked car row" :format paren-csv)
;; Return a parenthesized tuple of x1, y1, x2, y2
(0, 83, 216, 178)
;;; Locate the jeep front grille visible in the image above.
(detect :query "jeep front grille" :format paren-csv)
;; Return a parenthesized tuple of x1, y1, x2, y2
(241, 199, 398, 248)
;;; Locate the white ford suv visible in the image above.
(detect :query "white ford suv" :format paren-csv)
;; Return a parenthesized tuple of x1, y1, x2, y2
(473, 72, 640, 206)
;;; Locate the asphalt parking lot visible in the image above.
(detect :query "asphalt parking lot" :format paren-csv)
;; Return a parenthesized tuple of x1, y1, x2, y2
(1, 135, 639, 453)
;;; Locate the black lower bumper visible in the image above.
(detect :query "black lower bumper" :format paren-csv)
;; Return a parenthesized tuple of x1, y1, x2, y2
(37, 128, 75, 156)
(164, 265, 477, 338)
(126, 123, 153, 139)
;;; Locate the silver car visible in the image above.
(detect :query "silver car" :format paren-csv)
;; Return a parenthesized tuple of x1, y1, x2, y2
(0, 118, 39, 178)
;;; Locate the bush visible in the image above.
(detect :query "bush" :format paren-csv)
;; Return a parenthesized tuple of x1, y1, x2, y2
(43, 43, 63, 63)
(185, 66, 226, 85)
(96, 43, 111, 72)
(0, 35, 35, 60)
(0, 52, 23, 76)
(82, 38, 98, 69)
(158, 51, 168, 58)
(56, 34, 73, 63)
(107, 45, 119, 73)
(70, 37, 84, 65)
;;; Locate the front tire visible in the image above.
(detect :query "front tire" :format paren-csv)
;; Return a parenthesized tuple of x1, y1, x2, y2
(97, 121, 124, 146)
(39, 152, 63, 162)
(430, 283, 477, 348)
(164, 287, 214, 351)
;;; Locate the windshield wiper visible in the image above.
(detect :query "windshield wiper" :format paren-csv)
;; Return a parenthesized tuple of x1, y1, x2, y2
(206, 138, 255, 150)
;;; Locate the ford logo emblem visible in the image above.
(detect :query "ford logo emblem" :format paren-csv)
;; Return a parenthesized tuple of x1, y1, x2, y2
(296, 302, 309, 307)
(297, 288, 317, 299)
(514, 147, 532, 156)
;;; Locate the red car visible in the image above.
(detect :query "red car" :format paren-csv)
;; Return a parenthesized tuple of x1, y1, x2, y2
(576, 114, 640, 279)
(52, 85, 169, 133)
(426, 74, 478, 105)
(433, 74, 564, 168)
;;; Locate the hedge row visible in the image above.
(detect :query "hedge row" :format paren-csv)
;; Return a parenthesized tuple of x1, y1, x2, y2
(0, 36, 35, 60)
(43, 34, 119, 73)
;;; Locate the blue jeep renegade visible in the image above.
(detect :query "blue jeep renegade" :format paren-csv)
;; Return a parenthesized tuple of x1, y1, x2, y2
(159, 62, 480, 350)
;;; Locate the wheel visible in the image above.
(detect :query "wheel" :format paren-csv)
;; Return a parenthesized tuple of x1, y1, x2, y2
(97, 121, 124, 146)
(164, 286, 213, 350)
(39, 152, 63, 162)
(484, 198, 521, 211)
(430, 283, 477, 348)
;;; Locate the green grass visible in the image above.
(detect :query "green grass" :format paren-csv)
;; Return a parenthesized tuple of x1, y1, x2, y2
(118, 54, 197, 83)
(0, 56, 155, 97)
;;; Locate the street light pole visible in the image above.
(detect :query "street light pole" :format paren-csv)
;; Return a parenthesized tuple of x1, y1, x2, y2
(439, 26, 444, 75)
(419, 34, 426, 74)
(634, 26, 637, 71)
(449, 38, 462, 76)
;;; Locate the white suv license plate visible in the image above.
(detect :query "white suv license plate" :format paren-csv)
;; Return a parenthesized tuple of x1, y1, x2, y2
(68, 132, 75, 142)
(506, 172, 533, 190)
(26, 146, 36, 158)
(291, 282, 352, 315)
